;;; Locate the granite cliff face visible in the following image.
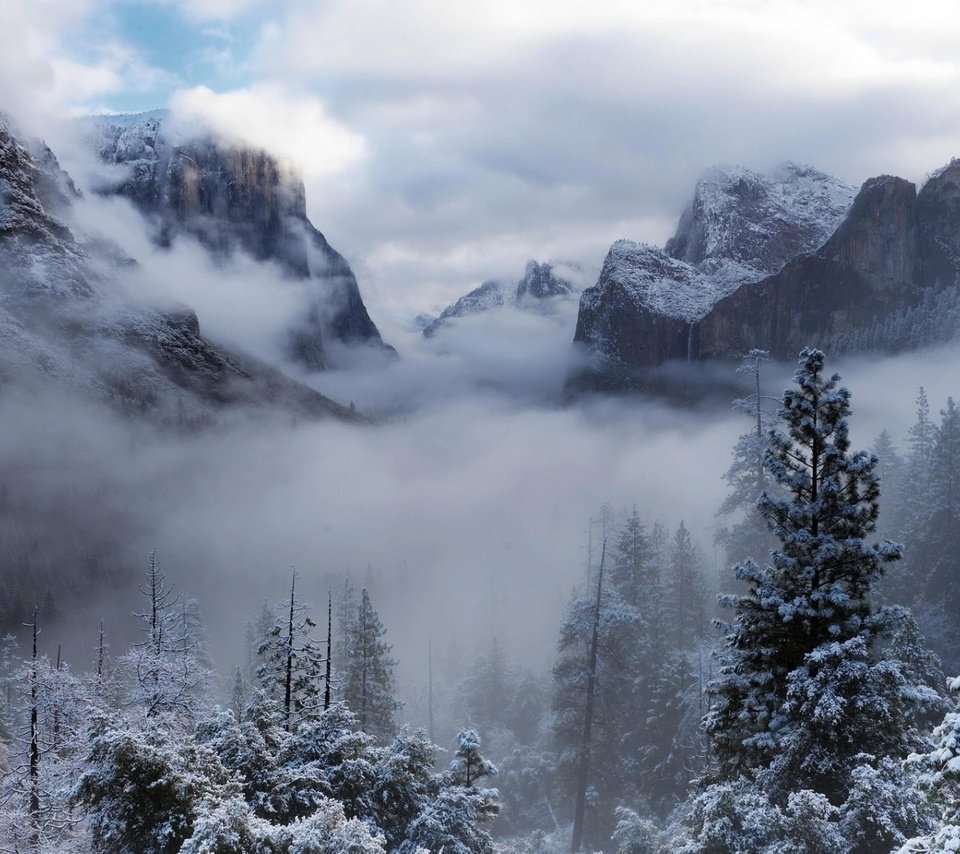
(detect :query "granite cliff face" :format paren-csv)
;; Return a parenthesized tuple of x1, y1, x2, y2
(423, 259, 576, 337)
(696, 165, 960, 361)
(572, 164, 855, 382)
(0, 115, 359, 424)
(572, 159, 960, 389)
(88, 112, 392, 370)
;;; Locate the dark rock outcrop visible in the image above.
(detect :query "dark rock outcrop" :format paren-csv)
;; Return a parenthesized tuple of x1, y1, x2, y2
(422, 279, 508, 338)
(697, 167, 960, 361)
(516, 259, 574, 303)
(87, 112, 392, 369)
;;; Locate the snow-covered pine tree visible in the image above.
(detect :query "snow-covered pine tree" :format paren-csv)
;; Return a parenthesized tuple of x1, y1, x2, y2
(257, 571, 326, 732)
(122, 553, 211, 727)
(461, 637, 511, 738)
(663, 521, 707, 651)
(704, 349, 913, 804)
(244, 599, 275, 687)
(898, 678, 960, 853)
(922, 399, 960, 610)
(450, 729, 498, 787)
(342, 587, 400, 740)
(609, 506, 657, 616)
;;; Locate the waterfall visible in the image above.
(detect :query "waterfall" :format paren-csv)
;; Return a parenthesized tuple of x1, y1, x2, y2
(687, 322, 695, 362)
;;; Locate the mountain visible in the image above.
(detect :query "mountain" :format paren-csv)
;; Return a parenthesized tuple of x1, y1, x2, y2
(695, 164, 960, 361)
(0, 113, 360, 424)
(84, 111, 393, 370)
(423, 260, 576, 337)
(571, 163, 857, 387)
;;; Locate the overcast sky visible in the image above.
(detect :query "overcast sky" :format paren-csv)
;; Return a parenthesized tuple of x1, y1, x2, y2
(4, 0, 960, 321)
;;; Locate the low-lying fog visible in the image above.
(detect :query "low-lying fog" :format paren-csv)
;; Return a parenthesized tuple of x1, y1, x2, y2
(5, 162, 960, 733)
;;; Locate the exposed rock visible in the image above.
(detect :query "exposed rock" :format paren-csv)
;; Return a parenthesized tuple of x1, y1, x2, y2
(422, 280, 508, 337)
(0, 114, 363, 425)
(424, 259, 577, 337)
(694, 170, 956, 362)
(516, 259, 574, 303)
(85, 111, 392, 370)
(665, 162, 855, 278)
(566, 159, 960, 390)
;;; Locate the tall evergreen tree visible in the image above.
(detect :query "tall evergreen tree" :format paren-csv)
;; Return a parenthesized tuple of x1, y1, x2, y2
(123, 553, 209, 725)
(716, 349, 779, 566)
(257, 571, 326, 732)
(342, 587, 400, 740)
(705, 349, 906, 796)
(684, 349, 930, 853)
(664, 522, 707, 651)
(924, 398, 960, 608)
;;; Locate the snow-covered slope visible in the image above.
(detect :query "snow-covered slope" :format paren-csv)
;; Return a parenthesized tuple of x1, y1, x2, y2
(666, 162, 855, 276)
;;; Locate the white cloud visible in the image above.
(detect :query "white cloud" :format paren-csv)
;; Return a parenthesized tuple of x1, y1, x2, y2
(168, 84, 367, 180)
(0, 0, 172, 140)
(224, 0, 960, 316)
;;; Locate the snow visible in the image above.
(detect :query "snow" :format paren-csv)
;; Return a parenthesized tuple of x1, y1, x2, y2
(586, 240, 746, 323)
(585, 162, 856, 325)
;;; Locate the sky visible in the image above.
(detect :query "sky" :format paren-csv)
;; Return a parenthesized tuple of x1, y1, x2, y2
(4, 0, 960, 324)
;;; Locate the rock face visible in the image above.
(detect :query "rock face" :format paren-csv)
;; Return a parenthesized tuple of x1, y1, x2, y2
(571, 159, 960, 389)
(0, 115, 360, 424)
(572, 164, 856, 382)
(516, 259, 574, 303)
(86, 112, 392, 369)
(695, 166, 960, 361)
(423, 260, 576, 337)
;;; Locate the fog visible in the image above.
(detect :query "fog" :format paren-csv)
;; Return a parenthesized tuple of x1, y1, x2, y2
(2, 132, 958, 739)
(5, 270, 960, 734)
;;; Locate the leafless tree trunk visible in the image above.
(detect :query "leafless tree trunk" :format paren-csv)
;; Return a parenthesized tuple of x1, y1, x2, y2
(571, 539, 605, 853)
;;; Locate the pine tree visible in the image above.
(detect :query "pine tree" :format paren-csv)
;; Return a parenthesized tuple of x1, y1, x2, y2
(716, 349, 779, 566)
(923, 398, 960, 609)
(705, 349, 905, 797)
(450, 730, 498, 787)
(122, 552, 209, 725)
(461, 637, 511, 736)
(342, 587, 400, 739)
(610, 505, 654, 612)
(257, 571, 326, 732)
(664, 522, 707, 651)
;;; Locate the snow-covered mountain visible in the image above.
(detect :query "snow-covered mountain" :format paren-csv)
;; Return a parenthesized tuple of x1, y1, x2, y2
(569, 158, 960, 391)
(422, 260, 578, 337)
(665, 162, 855, 283)
(572, 164, 856, 381)
(82, 111, 393, 370)
(0, 114, 359, 424)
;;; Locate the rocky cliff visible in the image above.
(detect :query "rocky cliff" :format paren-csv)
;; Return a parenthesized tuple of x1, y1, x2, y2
(695, 165, 960, 361)
(572, 164, 855, 384)
(571, 159, 960, 390)
(0, 114, 360, 424)
(87, 112, 392, 370)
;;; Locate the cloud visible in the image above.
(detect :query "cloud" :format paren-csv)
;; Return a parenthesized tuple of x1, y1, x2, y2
(0, 1, 174, 136)
(168, 84, 367, 180)
(231, 0, 960, 315)
(11, 0, 960, 320)
(163, 0, 273, 24)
